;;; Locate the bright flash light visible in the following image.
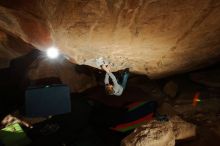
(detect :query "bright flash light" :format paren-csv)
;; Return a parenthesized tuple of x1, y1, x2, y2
(46, 47, 59, 59)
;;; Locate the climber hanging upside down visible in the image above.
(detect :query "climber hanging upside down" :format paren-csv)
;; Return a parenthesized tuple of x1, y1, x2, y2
(101, 64, 129, 96)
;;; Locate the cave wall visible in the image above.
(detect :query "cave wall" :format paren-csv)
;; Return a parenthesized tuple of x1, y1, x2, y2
(0, 0, 220, 78)
(0, 30, 33, 68)
(27, 58, 97, 92)
(0, 48, 98, 92)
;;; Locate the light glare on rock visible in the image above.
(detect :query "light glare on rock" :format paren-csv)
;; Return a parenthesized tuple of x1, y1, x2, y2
(46, 47, 59, 59)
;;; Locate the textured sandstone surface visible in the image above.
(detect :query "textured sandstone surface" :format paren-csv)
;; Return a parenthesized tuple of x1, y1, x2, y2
(170, 116, 196, 140)
(0, 0, 220, 78)
(0, 31, 33, 68)
(121, 120, 175, 146)
(121, 116, 196, 146)
(27, 58, 97, 92)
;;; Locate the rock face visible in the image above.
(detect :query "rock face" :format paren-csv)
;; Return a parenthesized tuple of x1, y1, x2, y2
(27, 58, 97, 92)
(169, 116, 196, 140)
(190, 68, 220, 87)
(163, 81, 179, 98)
(0, 31, 33, 68)
(121, 116, 196, 146)
(1, 49, 97, 92)
(121, 120, 175, 146)
(0, 0, 220, 78)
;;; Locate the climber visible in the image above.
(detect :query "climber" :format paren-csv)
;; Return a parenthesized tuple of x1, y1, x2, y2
(101, 64, 129, 96)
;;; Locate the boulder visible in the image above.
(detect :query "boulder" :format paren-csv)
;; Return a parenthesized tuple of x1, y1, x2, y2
(121, 120, 175, 146)
(163, 81, 178, 98)
(158, 103, 178, 116)
(170, 116, 196, 140)
(121, 116, 196, 146)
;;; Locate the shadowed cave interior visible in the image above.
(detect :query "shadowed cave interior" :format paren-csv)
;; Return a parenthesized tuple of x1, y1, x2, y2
(0, 0, 220, 146)
(0, 49, 220, 146)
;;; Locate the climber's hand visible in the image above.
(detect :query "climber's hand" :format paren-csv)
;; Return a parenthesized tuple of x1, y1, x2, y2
(106, 65, 111, 72)
(102, 64, 110, 73)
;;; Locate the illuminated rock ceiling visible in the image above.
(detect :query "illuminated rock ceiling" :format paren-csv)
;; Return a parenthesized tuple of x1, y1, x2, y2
(0, 0, 220, 78)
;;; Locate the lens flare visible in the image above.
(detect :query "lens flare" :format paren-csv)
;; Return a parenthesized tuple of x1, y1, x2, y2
(192, 92, 201, 107)
(46, 47, 59, 59)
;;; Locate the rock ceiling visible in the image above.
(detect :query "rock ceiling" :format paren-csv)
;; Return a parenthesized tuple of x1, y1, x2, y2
(0, 0, 220, 78)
